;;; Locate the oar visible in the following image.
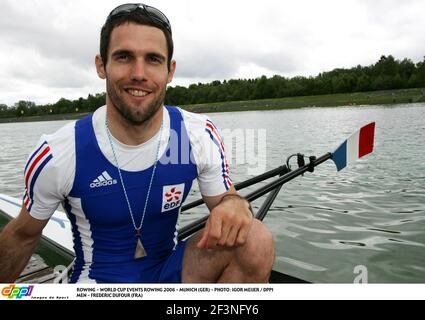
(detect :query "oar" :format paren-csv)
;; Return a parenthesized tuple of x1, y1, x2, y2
(178, 122, 376, 241)
(255, 169, 288, 222)
(181, 164, 290, 212)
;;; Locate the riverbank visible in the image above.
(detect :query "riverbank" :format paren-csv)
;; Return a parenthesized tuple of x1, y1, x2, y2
(1, 87, 424, 123)
(183, 87, 425, 113)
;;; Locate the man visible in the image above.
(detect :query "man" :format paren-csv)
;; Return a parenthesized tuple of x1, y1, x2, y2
(0, 3, 274, 283)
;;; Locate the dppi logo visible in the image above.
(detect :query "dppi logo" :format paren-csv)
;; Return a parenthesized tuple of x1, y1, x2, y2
(2, 285, 34, 299)
(162, 184, 184, 212)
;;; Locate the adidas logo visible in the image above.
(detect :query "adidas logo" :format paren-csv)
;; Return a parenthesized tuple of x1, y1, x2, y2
(90, 171, 118, 188)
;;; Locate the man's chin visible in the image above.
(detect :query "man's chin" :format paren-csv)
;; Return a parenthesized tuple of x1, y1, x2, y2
(109, 90, 164, 125)
(122, 107, 161, 125)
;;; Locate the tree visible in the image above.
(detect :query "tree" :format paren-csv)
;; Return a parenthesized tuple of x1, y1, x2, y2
(52, 98, 73, 114)
(356, 75, 371, 92)
(373, 55, 397, 76)
(399, 58, 415, 81)
(14, 101, 36, 117)
(0, 104, 8, 117)
(416, 56, 425, 86)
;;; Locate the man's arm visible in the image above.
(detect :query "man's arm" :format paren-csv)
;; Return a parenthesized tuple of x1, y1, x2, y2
(197, 187, 253, 249)
(0, 205, 48, 282)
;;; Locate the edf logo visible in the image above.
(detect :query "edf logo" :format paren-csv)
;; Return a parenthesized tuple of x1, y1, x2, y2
(162, 184, 184, 212)
(1, 285, 34, 299)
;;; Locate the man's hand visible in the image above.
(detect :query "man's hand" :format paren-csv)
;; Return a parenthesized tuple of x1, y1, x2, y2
(197, 193, 253, 249)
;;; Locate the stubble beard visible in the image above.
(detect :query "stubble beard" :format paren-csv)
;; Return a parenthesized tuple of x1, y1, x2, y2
(106, 77, 165, 126)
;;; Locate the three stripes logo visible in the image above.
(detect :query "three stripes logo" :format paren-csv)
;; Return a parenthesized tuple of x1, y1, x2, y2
(90, 171, 118, 189)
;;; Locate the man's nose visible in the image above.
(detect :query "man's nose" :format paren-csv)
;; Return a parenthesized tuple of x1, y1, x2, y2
(130, 58, 147, 81)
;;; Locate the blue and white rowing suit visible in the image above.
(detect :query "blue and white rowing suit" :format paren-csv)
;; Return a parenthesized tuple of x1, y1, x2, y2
(23, 105, 232, 283)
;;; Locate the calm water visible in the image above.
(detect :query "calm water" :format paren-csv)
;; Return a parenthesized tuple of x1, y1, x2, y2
(1, 103, 424, 283)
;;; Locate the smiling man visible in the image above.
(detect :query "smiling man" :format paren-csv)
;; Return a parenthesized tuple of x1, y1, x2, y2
(0, 3, 275, 283)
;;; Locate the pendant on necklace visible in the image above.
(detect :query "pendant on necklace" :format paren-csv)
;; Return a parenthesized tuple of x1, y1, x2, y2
(134, 230, 147, 259)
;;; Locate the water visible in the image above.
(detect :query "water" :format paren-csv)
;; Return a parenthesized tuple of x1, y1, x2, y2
(1, 103, 424, 283)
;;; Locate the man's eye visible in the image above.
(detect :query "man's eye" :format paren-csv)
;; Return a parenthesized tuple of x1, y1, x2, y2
(117, 54, 130, 61)
(149, 56, 161, 64)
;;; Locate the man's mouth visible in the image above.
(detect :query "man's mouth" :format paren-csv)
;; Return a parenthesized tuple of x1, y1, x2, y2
(126, 89, 150, 97)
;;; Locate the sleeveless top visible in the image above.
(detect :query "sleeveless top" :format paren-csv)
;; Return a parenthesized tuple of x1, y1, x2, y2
(64, 106, 198, 282)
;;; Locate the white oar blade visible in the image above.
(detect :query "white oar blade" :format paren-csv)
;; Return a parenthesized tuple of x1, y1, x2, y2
(331, 122, 375, 171)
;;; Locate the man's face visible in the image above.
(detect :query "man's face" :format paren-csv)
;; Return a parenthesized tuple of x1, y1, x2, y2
(96, 23, 175, 125)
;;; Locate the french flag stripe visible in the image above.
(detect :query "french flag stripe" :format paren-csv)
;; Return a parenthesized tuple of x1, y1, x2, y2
(208, 121, 232, 186)
(25, 145, 51, 189)
(332, 141, 347, 171)
(331, 122, 375, 171)
(358, 122, 375, 157)
(28, 154, 53, 201)
(24, 141, 48, 175)
(206, 121, 226, 157)
(23, 190, 31, 209)
(206, 122, 230, 175)
(205, 128, 232, 190)
(205, 124, 232, 190)
(346, 130, 360, 165)
(206, 121, 228, 162)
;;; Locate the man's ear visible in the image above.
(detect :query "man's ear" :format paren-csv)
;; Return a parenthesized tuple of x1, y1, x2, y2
(95, 54, 106, 79)
(167, 60, 176, 84)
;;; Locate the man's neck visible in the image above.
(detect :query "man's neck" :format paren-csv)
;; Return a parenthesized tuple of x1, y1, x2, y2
(106, 105, 164, 146)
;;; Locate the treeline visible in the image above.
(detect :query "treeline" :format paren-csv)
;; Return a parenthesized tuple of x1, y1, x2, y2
(165, 55, 425, 105)
(0, 93, 106, 118)
(1, 55, 424, 118)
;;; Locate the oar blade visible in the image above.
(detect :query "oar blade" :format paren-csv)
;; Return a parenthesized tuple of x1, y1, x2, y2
(331, 122, 375, 171)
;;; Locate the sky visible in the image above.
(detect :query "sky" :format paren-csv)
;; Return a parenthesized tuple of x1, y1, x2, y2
(1, 0, 424, 106)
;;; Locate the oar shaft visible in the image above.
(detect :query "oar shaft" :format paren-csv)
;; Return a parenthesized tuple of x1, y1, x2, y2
(178, 153, 332, 241)
(178, 216, 208, 241)
(181, 165, 289, 212)
(244, 153, 331, 203)
(255, 184, 283, 221)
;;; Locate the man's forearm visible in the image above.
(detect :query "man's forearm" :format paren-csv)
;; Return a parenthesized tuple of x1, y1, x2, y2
(0, 222, 39, 283)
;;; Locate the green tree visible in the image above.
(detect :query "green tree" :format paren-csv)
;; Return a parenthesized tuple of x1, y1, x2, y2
(416, 56, 425, 86)
(399, 58, 415, 81)
(356, 75, 371, 92)
(14, 101, 36, 117)
(53, 98, 73, 114)
(0, 104, 8, 117)
(374, 55, 397, 76)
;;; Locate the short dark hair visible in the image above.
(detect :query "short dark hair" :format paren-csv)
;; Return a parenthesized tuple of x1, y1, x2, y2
(100, 10, 174, 69)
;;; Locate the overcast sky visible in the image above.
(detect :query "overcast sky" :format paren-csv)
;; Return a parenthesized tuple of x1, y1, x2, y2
(1, 0, 424, 106)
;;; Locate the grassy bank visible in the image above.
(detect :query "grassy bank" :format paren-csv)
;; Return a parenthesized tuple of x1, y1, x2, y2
(0, 112, 90, 124)
(181, 87, 425, 113)
(1, 87, 424, 123)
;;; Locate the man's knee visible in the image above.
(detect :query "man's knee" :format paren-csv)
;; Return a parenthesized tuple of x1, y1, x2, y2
(239, 219, 275, 269)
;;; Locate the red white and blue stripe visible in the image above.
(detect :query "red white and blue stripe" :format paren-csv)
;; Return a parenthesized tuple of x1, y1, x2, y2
(23, 141, 53, 211)
(331, 122, 375, 171)
(205, 119, 232, 190)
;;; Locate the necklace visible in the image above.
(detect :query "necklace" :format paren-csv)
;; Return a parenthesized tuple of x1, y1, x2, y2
(105, 113, 163, 259)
